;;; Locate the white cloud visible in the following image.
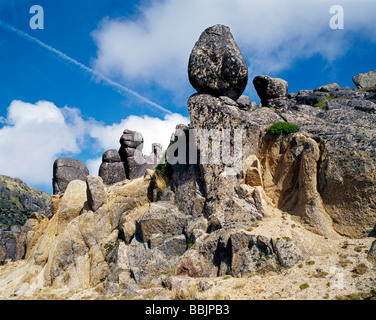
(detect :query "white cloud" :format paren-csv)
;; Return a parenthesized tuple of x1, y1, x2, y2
(0, 100, 189, 189)
(0, 100, 86, 189)
(92, 0, 376, 95)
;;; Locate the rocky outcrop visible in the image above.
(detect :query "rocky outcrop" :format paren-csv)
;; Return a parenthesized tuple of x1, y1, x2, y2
(275, 89, 376, 238)
(188, 24, 248, 100)
(0, 175, 50, 265)
(52, 158, 89, 194)
(1, 24, 375, 300)
(0, 172, 153, 296)
(0, 175, 50, 226)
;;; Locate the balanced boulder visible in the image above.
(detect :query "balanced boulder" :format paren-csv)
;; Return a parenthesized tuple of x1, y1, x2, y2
(99, 149, 126, 185)
(52, 158, 89, 194)
(188, 24, 248, 101)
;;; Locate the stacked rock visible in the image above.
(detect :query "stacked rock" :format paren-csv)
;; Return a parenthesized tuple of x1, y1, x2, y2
(97, 130, 164, 184)
(52, 158, 89, 194)
(188, 24, 248, 101)
(119, 129, 145, 179)
(253, 75, 290, 109)
(98, 149, 126, 185)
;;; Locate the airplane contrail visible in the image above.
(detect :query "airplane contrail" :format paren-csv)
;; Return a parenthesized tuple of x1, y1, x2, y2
(0, 20, 172, 115)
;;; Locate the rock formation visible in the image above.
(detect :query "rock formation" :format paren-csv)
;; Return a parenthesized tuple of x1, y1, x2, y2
(98, 149, 126, 185)
(99, 130, 164, 184)
(52, 158, 89, 194)
(188, 24, 248, 100)
(0, 175, 50, 264)
(0, 24, 375, 300)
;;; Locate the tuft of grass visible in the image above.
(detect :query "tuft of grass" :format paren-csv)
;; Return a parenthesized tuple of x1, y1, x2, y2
(313, 96, 352, 110)
(172, 285, 198, 300)
(154, 170, 169, 192)
(267, 122, 300, 136)
(299, 283, 309, 290)
(357, 85, 376, 91)
(351, 263, 368, 275)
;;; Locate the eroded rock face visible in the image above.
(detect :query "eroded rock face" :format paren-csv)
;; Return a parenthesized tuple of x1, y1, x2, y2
(0, 175, 153, 297)
(187, 93, 272, 230)
(188, 24, 248, 100)
(256, 133, 338, 238)
(175, 229, 303, 278)
(276, 97, 376, 238)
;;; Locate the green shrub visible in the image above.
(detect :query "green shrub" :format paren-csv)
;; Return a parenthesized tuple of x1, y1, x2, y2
(267, 122, 300, 135)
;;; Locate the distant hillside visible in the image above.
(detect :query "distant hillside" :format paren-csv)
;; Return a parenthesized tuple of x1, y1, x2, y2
(0, 175, 50, 226)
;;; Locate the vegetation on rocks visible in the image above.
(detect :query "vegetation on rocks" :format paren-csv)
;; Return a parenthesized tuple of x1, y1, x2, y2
(267, 122, 300, 135)
(0, 175, 50, 226)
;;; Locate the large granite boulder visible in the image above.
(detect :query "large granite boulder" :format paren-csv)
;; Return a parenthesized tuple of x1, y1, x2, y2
(353, 69, 376, 89)
(52, 158, 89, 194)
(253, 75, 289, 109)
(99, 149, 126, 185)
(188, 24, 248, 100)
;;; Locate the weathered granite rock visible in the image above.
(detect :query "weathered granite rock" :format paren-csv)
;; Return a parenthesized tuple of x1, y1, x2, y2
(99, 149, 127, 185)
(353, 69, 376, 88)
(295, 90, 330, 106)
(188, 24, 248, 100)
(0, 175, 153, 297)
(367, 240, 376, 264)
(0, 225, 23, 265)
(0, 175, 50, 226)
(124, 202, 191, 285)
(52, 158, 89, 194)
(118, 129, 158, 180)
(86, 175, 106, 211)
(276, 97, 376, 238)
(99, 162, 126, 186)
(253, 75, 289, 103)
(314, 82, 340, 93)
(187, 93, 278, 229)
(135, 202, 186, 243)
(236, 95, 259, 111)
(272, 237, 303, 268)
(176, 229, 302, 278)
(102, 149, 122, 163)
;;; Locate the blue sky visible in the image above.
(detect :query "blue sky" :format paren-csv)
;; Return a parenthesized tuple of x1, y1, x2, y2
(0, 0, 375, 193)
